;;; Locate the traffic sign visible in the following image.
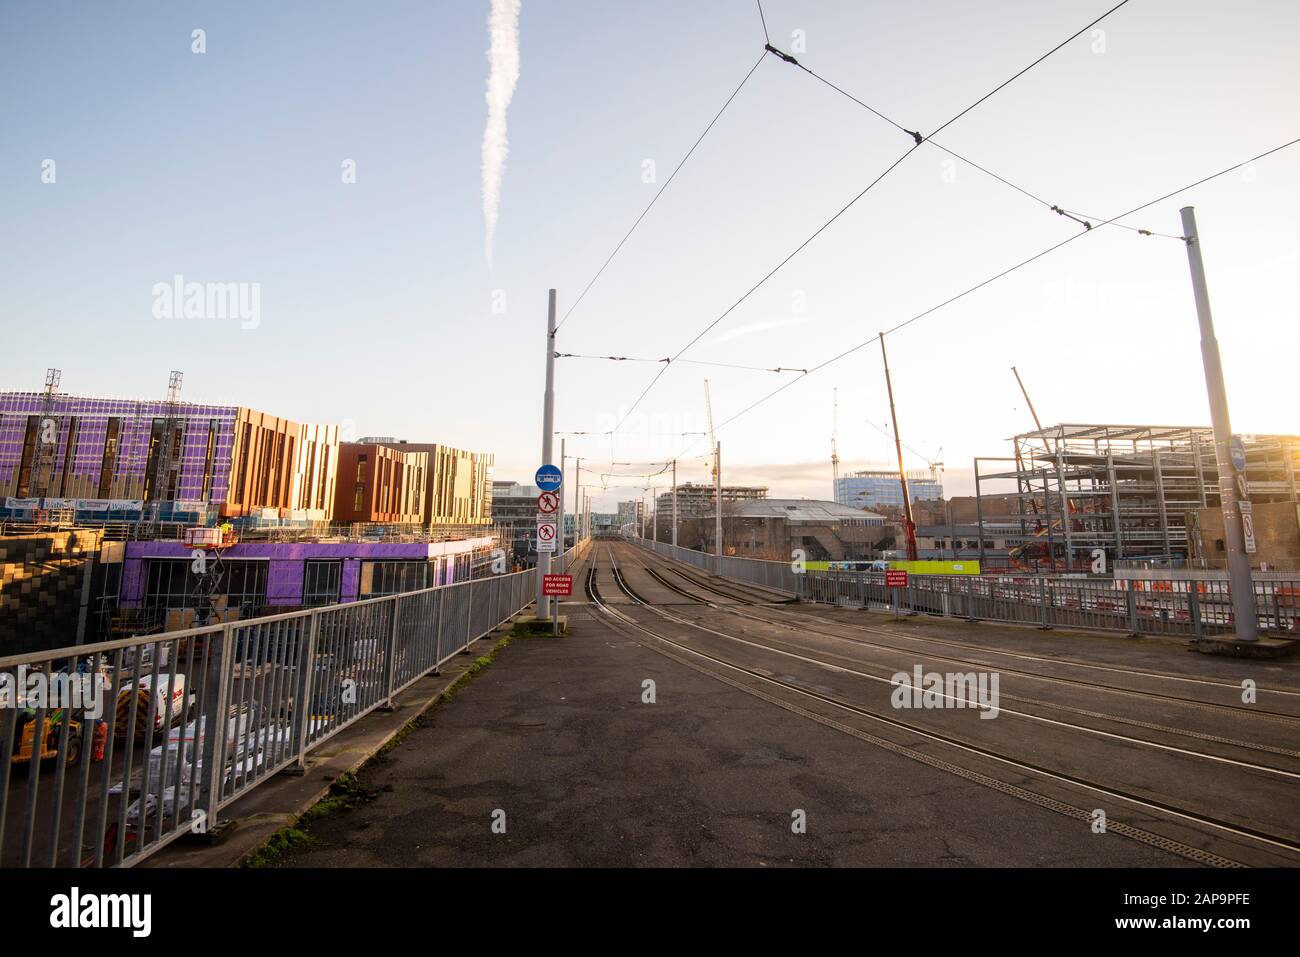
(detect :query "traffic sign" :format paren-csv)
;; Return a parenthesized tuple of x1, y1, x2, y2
(885, 569, 909, 588)
(535, 465, 562, 492)
(1240, 501, 1257, 554)
(537, 491, 559, 514)
(543, 574, 572, 596)
(1229, 435, 1247, 473)
(536, 519, 558, 552)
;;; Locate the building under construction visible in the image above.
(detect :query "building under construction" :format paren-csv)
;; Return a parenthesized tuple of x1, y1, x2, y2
(974, 423, 1300, 570)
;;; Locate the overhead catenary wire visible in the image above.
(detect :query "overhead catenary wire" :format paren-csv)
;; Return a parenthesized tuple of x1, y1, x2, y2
(930, 0, 1133, 141)
(555, 351, 807, 374)
(602, 0, 1139, 441)
(660, 134, 1300, 461)
(554, 50, 768, 333)
(607, 142, 922, 435)
(764, 4, 1180, 241)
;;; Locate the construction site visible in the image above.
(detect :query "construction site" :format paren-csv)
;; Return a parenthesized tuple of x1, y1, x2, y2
(974, 423, 1300, 571)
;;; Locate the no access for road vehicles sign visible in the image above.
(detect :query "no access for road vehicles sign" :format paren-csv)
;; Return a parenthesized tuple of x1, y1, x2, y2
(535, 465, 562, 492)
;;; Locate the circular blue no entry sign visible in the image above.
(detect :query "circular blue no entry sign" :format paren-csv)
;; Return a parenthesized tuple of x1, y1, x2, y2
(535, 464, 562, 491)
(1229, 436, 1247, 473)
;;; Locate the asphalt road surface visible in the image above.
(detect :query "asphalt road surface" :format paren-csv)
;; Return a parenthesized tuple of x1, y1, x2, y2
(279, 542, 1300, 867)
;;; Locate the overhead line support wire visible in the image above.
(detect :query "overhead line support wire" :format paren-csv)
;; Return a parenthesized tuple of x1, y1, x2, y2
(554, 50, 768, 333)
(764, 5, 1174, 240)
(607, 3, 1138, 443)
(555, 352, 806, 374)
(667, 133, 1300, 460)
(609, 140, 922, 436)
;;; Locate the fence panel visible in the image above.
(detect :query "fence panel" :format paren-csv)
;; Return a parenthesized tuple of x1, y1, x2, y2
(625, 534, 1296, 640)
(0, 545, 573, 869)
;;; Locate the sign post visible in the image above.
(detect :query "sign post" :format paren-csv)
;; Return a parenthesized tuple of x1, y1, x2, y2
(537, 291, 559, 625)
(886, 569, 908, 618)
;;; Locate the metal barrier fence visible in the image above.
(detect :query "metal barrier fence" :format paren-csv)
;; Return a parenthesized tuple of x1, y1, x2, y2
(637, 538, 803, 595)
(798, 568, 1298, 639)
(626, 536, 1298, 639)
(0, 540, 588, 868)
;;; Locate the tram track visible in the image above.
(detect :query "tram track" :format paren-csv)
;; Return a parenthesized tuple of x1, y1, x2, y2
(631, 548, 1300, 722)
(592, 545, 1300, 867)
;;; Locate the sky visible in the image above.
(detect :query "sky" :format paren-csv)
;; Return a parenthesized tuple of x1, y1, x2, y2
(2, 0, 1297, 512)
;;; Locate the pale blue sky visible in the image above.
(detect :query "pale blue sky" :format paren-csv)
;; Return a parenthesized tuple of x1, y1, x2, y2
(2, 0, 1297, 510)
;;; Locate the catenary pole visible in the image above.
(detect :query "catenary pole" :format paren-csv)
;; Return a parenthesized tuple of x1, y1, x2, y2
(538, 290, 557, 620)
(1180, 207, 1257, 642)
(714, 441, 723, 571)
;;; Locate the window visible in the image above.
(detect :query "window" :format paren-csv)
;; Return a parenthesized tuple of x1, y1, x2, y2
(303, 560, 343, 606)
(56, 416, 78, 496)
(15, 415, 40, 497)
(201, 420, 217, 500)
(143, 559, 268, 612)
(97, 417, 122, 498)
(359, 560, 431, 597)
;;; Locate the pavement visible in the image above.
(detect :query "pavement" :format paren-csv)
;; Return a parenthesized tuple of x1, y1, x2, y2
(273, 596, 1183, 867)
(145, 623, 515, 868)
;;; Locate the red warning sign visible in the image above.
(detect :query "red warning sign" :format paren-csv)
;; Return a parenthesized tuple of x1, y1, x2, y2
(543, 574, 572, 596)
(885, 570, 909, 588)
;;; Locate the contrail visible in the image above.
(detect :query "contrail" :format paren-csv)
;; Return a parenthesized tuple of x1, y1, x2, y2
(481, 0, 521, 266)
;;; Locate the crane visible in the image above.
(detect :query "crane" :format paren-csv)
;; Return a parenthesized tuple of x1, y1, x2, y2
(864, 419, 943, 484)
(1012, 365, 1052, 457)
(879, 335, 918, 562)
(831, 388, 840, 500)
(703, 378, 716, 480)
(703, 378, 721, 555)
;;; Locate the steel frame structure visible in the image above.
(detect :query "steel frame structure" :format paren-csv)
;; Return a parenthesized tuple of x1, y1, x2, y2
(974, 424, 1300, 570)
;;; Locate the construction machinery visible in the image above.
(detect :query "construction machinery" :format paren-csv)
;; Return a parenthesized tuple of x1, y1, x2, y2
(878, 336, 918, 561)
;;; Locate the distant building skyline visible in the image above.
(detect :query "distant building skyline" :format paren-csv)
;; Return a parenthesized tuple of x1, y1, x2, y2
(835, 469, 944, 512)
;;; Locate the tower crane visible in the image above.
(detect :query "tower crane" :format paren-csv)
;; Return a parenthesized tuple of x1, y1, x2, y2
(831, 388, 840, 500)
(703, 379, 721, 555)
(703, 378, 717, 482)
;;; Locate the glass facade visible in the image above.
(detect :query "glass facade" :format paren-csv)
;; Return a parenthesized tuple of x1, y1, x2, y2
(835, 471, 944, 510)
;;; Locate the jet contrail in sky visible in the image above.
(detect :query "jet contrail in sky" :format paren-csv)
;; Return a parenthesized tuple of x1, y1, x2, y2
(481, 0, 521, 266)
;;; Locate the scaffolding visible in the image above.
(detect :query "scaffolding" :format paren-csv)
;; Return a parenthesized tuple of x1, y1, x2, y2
(33, 368, 62, 504)
(975, 423, 1300, 570)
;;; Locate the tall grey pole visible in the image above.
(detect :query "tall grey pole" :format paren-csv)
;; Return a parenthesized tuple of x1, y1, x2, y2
(714, 441, 723, 571)
(573, 457, 581, 544)
(1180, 207, 1257, 642)
(538, 289, 557, 620)
(671, 459, 678, 548)
(558, 438, 566, 571)
(652, 488, 658, 543)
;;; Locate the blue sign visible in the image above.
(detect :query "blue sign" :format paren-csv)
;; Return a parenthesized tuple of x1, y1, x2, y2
(535, 464, 563, 492)
(1229, 436, 1247, 473)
